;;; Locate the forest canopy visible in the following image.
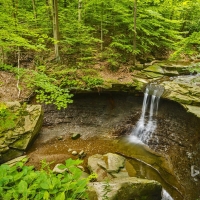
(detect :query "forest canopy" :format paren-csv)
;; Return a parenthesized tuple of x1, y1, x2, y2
(1, 0, 200, 64)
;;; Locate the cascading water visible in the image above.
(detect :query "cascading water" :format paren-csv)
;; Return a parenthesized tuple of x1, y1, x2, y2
(162, 189, 174, 200)
(130, 83, 164, 144)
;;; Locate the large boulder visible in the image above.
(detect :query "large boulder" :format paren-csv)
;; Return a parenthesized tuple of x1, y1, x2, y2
(162, 75, 200, 117)
(0, 102, 43, 163)
(88, 153, 136, 181)
(142, 63, 191, 77)
(87, 153, 162, 200)
(88, 177, 162, 200)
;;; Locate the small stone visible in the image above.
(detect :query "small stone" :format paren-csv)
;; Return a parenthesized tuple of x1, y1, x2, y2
(79, 150, 86, 159)
(68, 148, 72, 152)
(71, 133, 81, 140)
(53, 164, 68, 173)
(72, 151, 78, 155)
(79, 150, 84, 156)
(57, 136, 63, 140)
(77, 165, 85, 171)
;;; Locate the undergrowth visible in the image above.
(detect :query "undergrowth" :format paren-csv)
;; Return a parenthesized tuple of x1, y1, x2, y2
(0, 158, 96, 200)
(0, 64, 104, 109)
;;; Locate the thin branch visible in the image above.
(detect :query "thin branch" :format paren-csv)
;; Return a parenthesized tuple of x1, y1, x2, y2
(17, 47, 21, 98)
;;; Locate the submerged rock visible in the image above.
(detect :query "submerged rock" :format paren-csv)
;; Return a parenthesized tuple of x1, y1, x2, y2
(71, 133, 81, 140)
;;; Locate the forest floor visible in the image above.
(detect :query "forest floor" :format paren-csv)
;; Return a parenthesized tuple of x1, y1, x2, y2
(0, 65, 135, 102)
(0, 71, 31, 102)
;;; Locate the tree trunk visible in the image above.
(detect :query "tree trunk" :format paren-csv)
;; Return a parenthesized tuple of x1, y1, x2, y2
(1, 47, 5, 64)
(78, 0, 82, 21)
(17, 47, 21, 98)
(32, 0, 37, 26)
(12, 0, 18, 27)
(52, 0, 60, 61)
(133, 0, 137, 66)
(100, 2, 103, 51)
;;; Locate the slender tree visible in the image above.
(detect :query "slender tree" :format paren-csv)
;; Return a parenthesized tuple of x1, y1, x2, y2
(78, 0, 82, 21)
(133, 0, 137, 65)
(32, 0, 37, 26)
(52, 0, 60, 61)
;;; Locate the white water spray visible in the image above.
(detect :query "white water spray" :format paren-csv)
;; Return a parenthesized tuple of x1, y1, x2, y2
(162, 189, 174, 200)
(131, 83, 164, 144)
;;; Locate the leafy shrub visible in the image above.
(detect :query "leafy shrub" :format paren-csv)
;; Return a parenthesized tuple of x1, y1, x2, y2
(171, 32, 200, 59)
(82, 76, 104, 88)
(187, 63, 200, 74)
(0, 64, 73, 110)
(0, 158, 96, 200)
(82, 69, 98, 76)
(25, 71, 74, 110)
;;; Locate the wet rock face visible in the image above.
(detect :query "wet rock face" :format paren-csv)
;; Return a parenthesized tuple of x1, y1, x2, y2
(146, 100, 200, 200)
(42, 93, 200, 141)
(41, 93, 142, 141)
(0, 102, 43, 163)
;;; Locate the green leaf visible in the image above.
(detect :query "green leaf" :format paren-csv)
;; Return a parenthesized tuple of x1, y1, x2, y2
(40, 181, 50, 190)
(18, 180, 27, 194)
(55, 192, 65, 200)
(43, 191, 49, 200)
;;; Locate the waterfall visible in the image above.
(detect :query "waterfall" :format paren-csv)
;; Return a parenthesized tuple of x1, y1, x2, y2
(131, 83, 164, 144)
(161, 189, 173, 200)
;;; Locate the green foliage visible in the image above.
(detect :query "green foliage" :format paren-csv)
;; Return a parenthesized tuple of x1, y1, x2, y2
(82, 69, 99, 76)
(82, 76, 104, 88)
(0, 158, 95, 200)
(50, 67, 104, 89)
(0, 64, 20, 74)
(26, 71, 73, 110)
(0, 103, 18, 133)
(171, 32, 200, 59)
(0, 64, 73, 110)
(100, 48, 121, 71)
(1, 0, 200, 83)
(1, 0, 200, 65)
(187, 63, 200, 74)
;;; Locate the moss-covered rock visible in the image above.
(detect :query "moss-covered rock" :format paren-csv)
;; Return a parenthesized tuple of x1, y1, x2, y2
(162, 76, 200, 106)
(88, 177, 162, 200)
(143, 71, 164, 78)
(0, 102, 43, 163)
(143, 65, 165, 74)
